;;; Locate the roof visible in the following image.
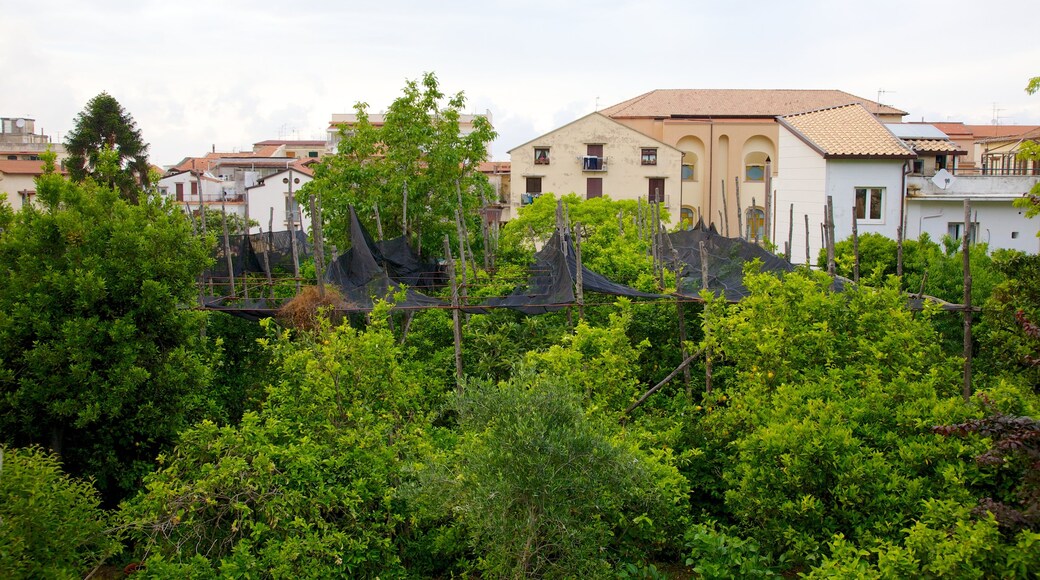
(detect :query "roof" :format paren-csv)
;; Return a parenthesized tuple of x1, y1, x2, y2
(478, 161, 510, 173)
(245, 164, 314, 189)
(965, 124, 1040, 140)
(903, 139, 965, 154)
(0, 159, 58, 175)
(508, 112, 681, 154)
(171, 152, 260, 173)
(886, 123, 950, 140)
(601, 89, 907, 118)
(253, 140, 326, 147)
(778, 103, 916, 159)
(975, 126, 1040, 145)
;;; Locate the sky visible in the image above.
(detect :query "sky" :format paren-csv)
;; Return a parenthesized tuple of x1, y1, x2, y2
(4, 0, 1039, 167)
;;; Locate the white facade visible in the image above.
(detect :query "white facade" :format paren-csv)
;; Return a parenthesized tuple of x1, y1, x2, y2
(776, 127, 906, 264)
(244, 167, 312, 234)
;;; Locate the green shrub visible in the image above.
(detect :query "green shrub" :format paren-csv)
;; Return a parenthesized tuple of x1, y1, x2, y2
(0, 445, 121, 579)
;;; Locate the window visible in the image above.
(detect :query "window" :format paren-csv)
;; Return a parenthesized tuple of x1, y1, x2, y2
(947, 221, 978, 243)
(641, 148, 658, 165)
(175, 182, 184, 201)
(680, 206, 697, 229)
(682, 163, 696, 181)
(912, 159, 924, 174)
(586, 177, 602, 199)
(522, 176, 543, 205)
(534, 148, 550, 165)
(190, 181, 198, 197)
(6, 154, 15, 160)
(745, 164, 765, 182)
(935, 155, 947, 171)
(746, 207, 765, 240)
(308, 151, 319, 158)
(854, 187, 885, 221)
(583, 144, 605, 171)
(647, 178, 665, 202)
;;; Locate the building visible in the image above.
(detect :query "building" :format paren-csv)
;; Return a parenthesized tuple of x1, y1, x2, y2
(512, 89, 904, 229)
(244, 165, 314, 234)
(0, 159, 57, 211)
(326, 111, 492, 154)
(0, 117, 66, 163)
(774, 103, 916, 263)
(478, 161, 511, 223)
(508, 112, 682, 219)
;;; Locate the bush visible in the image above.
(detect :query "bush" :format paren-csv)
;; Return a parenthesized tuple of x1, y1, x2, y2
(0, 445, 121, 578)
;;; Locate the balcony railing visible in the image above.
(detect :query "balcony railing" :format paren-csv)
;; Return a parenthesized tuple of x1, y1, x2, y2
(580, 156, 607, 172)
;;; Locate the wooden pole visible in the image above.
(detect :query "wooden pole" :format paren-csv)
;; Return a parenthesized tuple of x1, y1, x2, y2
(309, 194, 326, 297)
(734, 176, 743, 240)
(787, 204, 794, 261)
(720, 179, 730, 237)
(220, 200, 236, 298)
(962, 200, 973, 402)
(618, 210, 625, 236)
(268, 208, 275, 298)
(373, 202, 384, 241)
(804, 214, 811, 267)
(401, 181, 408, 238)
(673, 248, 691, 395)
(286, 197, 300, 293)
(454, 209, 469, 302)
(575, 222, 585, 321)
(623, 347, 706, 417)
(444, 235, 463, 392)
(752, 197, 759, 245)
(699, 238, 713, 393)
(852, 212, 860, 284)
(825, 196, 836, 278)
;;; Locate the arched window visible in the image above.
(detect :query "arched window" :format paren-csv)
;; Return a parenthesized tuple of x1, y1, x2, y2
(680, 206, 697, 230)
(745, 206, 765, 241)
(682, 153, 698, 181)
(744, 152, 769, 182)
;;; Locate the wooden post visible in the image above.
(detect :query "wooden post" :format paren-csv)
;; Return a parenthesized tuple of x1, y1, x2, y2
(268, 208, 275, 298)
(699, 241, 709, 291)
(623, 347, 705, 417)
(720, 179, 730, 237)
(618, 210, 624, 236)
(825, 196, 836, 278)
(673, 248, 691, 395)
(481, 204, 491, 273)
(574, 222, 585, 321)
(444, 235, 463, 392)
(286, 194, 300, 293)
(752, 196, 759, 245)
(787, 204, 794, 261)
(259, 226, 273, 291)
(309, 194, 326, 297)
(454, 210, 469, 302)
(401, 181, 408, 237)
(184, 202, 198, 235)
(852, 213, 860, 284)
(765, 158, 773, 241)
(804, 214, 811, 267)
(373, 203, 384, 241)
(962, 200, 973, 402)
(718, 210, 724, 233)
(734, 176, 743, 240)
(220, 200, 236, 298)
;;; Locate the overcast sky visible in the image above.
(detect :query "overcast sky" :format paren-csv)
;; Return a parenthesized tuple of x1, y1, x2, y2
(4, 0, 1039, 167)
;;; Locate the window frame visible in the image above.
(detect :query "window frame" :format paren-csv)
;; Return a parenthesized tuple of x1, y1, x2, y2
(641, 148, 658, 166)
(534, 147, 550, 165)
(854, 187, 885, 223)
(744, 164, 765, 182)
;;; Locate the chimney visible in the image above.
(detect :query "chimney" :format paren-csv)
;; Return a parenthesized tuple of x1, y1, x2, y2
(212, 144, 215, 153)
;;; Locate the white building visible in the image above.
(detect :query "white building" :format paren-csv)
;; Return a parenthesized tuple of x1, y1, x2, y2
(244, 165, 313, 234)
(775, 103, 916, 264)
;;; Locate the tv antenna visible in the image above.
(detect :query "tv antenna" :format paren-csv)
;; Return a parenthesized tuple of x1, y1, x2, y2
(876, 89, 895, 115)
(991, 103, 1004, 125)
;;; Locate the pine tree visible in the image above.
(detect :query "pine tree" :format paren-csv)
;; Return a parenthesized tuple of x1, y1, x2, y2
(64, 92, 151, 203)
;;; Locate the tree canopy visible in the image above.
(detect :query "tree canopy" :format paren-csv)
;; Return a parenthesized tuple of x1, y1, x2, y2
(63, 92, 151, 203)
(305, 72, 496, 256)
(0, 153, 216, 500)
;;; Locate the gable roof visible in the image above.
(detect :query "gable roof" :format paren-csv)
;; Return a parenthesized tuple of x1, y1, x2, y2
(601, 89, 907, 119)
(778, 103, 915, 159)
(245, 164, 314, 190)
(507, 112, 681, 154)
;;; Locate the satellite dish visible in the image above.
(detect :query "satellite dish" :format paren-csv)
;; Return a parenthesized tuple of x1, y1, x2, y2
(931, 168, 955, 190)
(14, 118, 25, 128)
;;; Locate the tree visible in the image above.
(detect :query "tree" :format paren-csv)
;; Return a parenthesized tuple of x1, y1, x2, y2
(305, 72, 496, 256)
(64, 92, 151, 203)
(0, 152, 216, 501)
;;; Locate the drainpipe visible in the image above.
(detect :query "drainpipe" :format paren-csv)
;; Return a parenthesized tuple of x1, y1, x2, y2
(920, 210, 944, 240)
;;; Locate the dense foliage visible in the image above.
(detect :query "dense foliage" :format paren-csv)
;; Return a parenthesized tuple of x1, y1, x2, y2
(63, 92, 151, 203)
(0, 154, 216, 500)
(305, 72, 497, 256)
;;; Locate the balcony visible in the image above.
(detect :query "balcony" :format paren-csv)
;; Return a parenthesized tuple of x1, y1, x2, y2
(906, 174, 1040, 201)
(580, 155, 607, 172)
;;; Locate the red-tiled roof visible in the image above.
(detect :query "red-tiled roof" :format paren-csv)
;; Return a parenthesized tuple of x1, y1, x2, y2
(602, 89, 907, 118)
(778, 103, 915, 159)
(0, 159, 58, 175)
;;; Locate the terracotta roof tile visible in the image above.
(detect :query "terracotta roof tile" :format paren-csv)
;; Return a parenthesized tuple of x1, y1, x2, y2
(601, 89, 907, 118)
(904, 139, 964, 154)
(975, 126, 1040, 144)
(0, 159, 60, 175)
(779, 103, 915, 158)
(965, 125, 1040, 140)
